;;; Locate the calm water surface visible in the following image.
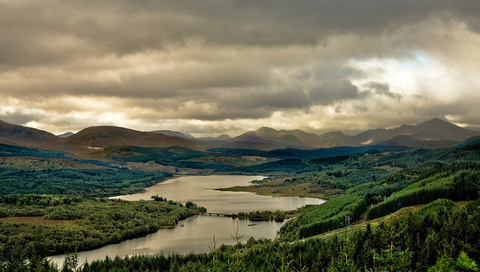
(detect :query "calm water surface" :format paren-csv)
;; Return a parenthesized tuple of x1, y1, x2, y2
(116, 175, 323, 213)
(50, 175, 324, 267)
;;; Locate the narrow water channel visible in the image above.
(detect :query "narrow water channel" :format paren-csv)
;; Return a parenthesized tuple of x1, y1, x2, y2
(49, 175, 324, 267)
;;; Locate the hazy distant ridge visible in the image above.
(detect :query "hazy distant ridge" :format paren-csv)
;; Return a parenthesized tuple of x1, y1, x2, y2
(229, 118, 479, 149)
(0, 118, 478, 152)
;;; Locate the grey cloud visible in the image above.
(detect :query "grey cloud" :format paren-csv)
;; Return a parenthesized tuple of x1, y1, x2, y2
(1, 58, 370, 122)
(210, 80, 362, 120)
(1, 0, 480, 69)
(126, 86, 324, 121)
(306, 62, 365, 105)
(111, 66, 267, 99)
(207, 62, 367, 119)
(1, 0, 480, 134)
(313, 64, 366, 80)
(0, 112, 40, 126)
(309, 80, 361, 105)
(116, 95, 272, 121)
(183, 107, 272, 121)
(419, 103, 475, 123)
(235, 89, 310, 110)
(2, 61, 268, 100)
(362, 82, 402, 100)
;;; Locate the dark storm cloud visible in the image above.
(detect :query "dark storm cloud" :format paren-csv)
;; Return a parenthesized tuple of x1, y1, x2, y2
(1, 55, 369, 122)
(362, 82, 402, 100)
(185, 63, 369, 120)
(309, 80, 361, 105)
(216, 89, 310, 119)
(1, 0, 480, 134)
(0, 111, 41, 126)
(1, 59, 268, 100)
(1, 0, 480, 69)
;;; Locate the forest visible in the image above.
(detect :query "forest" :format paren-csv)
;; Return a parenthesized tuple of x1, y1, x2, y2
(0, 194, 205, 257)
(0, 168, 172, 197)
(2, 198, 479, 271)
(0, 142, 480, 271)
(281, 161, 480, 240)
(74, 199, 480, 271)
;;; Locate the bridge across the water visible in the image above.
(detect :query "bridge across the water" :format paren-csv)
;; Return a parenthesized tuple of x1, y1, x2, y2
(199, 212, 234, 217)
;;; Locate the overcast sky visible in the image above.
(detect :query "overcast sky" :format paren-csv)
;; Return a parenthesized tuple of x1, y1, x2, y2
(1, 0, 480, 136)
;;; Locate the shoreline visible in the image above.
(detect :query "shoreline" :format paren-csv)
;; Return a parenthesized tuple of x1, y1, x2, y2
(217, 183, 340, 200)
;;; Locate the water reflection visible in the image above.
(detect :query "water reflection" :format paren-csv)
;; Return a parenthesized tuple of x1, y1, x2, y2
(116, 175, 323, 213)
(49, 175, 324, 267)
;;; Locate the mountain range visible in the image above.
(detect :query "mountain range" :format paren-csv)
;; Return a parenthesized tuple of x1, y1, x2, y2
(229, 118, 479, 149)
(0, 118, 478, 154)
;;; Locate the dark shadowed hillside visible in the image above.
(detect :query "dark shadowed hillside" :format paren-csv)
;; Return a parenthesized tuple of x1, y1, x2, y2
(0, 120, 59, 147)
(231, 127, 309, 148)
(45, 126, 207, 153)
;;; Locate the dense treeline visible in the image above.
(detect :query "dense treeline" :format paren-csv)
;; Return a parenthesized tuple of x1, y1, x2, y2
(367, 162, 480, 219)
(279, 165, 407, 239)
(105, 146, 206, 165)
(0, 194, 205, 256)
(295, 193, 367, 239)
(2, 139, 480, 271)
(210, 146, 407, 160)
(283, 168, 389, 191)
(281, 161, 480, 240)
(232, 210, 295, 222)
(0, 143, 65, 159)
(361, 162, 445, 205)
(78, 199, 480, 271)
(279, 191, 366, 240)
(8, 198, 478, 272)
(374, 143, 480, 168)
(321, 168, 389, 190)
(106, 146, 238, 171)
(233, 158, 317, 174)
(0, 168, 172, 197)
(231, 142, 480, 174)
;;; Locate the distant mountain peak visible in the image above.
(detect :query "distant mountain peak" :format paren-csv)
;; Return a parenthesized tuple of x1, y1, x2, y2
(322, 131, 346, 137)
(150, 130, 195, 140)
(255, 127, 278, 133)
(198, 134, 232, 141)
(1, 117, 479, 152)
(420, 118, 453, 126)
(57, 132, 75, 138)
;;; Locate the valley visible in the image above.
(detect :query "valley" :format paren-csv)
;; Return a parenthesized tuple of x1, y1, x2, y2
(0, 118, 479, 271)
(3, 1, 480, 270)
(48, 175, 322, 267)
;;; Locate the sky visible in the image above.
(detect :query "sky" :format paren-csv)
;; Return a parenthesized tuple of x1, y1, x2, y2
(1, 0, 480, 137)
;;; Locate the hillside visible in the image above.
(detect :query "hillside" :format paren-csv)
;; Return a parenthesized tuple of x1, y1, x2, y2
(351, 118, 479, 147)
(1, 125, 480, 271)
(231, 127, 309, 148)
(0, 120, 59, 147)
(44, 126, 207, 153)
(150, 130, 195, 140)
(3, 138, 479, 271)
(56, 132, 74, 138)
(230, 127, 346, 149)
(231, 118, 480, 150)
(2, 118, 478, 152)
